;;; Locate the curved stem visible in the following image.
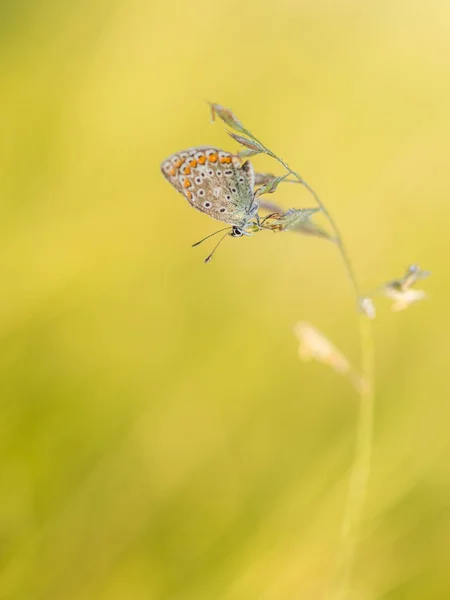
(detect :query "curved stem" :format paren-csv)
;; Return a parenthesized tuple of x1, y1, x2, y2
(242, 129, 375, 599)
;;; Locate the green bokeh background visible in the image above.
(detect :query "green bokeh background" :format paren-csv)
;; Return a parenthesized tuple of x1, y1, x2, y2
(1, 1, 449, 598)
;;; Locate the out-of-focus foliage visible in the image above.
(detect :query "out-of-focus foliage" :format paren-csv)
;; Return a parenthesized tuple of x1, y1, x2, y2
(1, 1, 449, 598)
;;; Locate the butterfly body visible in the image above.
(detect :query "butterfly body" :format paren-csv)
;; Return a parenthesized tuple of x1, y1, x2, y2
(161, 147, 258, 230)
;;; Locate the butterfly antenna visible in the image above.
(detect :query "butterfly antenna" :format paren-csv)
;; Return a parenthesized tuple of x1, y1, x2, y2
(192, 226, 231, 248)
(204, 230, 232, 263)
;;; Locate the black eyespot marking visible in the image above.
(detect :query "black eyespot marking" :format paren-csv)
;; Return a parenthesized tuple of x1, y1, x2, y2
(216, 170, 222, 176)
(198, 189, 205, 197)
(219, 207, 226, 213)
(239, 177, 244, 182)
(208, 170, 213, 176)
(226, 195, 231, 200)
(201, 172, 206, 177)
(203, 201, 212, 208)
(195, 177, 202, 184)
(231, 188, 237, 193)
(224, 170, 233, 176)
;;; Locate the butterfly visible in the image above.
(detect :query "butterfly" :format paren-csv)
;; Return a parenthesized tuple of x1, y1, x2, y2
(160, 147, 259, 245)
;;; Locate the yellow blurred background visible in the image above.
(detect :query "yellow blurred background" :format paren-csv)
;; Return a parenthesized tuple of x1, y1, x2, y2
(1, 1, 449, 598)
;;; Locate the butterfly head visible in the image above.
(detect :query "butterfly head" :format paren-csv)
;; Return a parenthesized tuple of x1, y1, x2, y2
(230, 222, 259, 238)
(162, 146, 263, 261)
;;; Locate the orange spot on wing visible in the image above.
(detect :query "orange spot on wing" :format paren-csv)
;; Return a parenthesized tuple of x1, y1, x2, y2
(208, 153, 218, 163)
(182, 178, 192, 188)
(173, 158, 182, 168)
(182, 166, 191, 175)
(188, 158, 197, 167)
(168, 167, 177, 176)
(185, 190, 192, 200)
(220, 155, 232, 164)
(197, 155, 206, 164)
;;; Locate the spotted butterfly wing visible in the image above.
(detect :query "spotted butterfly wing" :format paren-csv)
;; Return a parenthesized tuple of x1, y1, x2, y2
(161, 147, 257, 227)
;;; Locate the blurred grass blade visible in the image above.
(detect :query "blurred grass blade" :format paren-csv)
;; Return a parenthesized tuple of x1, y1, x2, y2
(294, 322, 367, 394)
(294, 321, 351, 373)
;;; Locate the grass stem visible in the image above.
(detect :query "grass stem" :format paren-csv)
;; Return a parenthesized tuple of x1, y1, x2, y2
(240, 126, 376, 599)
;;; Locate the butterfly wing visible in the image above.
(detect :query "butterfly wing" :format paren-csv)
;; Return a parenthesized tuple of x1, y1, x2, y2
(161, 147, 255, 227)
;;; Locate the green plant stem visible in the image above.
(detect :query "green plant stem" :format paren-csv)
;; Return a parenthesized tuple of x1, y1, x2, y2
(242, 128, 375, 599)
(332, 313, 374, 600)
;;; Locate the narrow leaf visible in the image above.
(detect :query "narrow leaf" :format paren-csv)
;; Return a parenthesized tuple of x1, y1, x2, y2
(209, 103, 245, 133)
(238, 148, 262, 158)
(227, 131, 264, 152)
(254, 172, 278, 186)
(255, 174, 289, 198)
